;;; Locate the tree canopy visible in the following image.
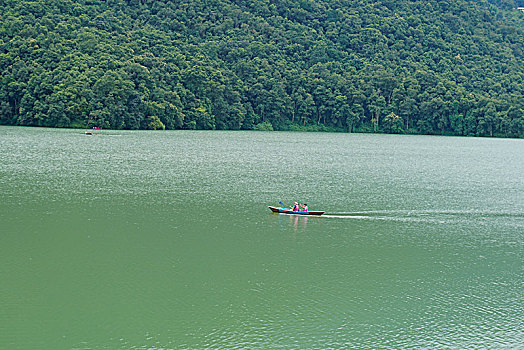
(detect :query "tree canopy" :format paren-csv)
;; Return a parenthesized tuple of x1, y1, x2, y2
(1, 0, 523, 137)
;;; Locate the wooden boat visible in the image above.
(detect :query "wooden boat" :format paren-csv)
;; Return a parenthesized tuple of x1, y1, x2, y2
(268, 206, 325, 216)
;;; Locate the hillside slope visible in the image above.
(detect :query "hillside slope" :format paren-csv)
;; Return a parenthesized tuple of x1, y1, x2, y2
(1, 0, 523, 136)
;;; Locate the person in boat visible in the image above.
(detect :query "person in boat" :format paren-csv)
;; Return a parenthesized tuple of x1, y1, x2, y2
(301, 203, 308, 212)
(292, 202, 299, 211)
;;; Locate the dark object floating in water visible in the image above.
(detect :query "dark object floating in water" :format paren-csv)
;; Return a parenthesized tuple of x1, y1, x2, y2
(85, 131, 93, 135)
(268, 206, 325, 216)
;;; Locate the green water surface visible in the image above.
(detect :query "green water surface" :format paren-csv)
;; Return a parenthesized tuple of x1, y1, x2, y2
(1, 126, 522, 349)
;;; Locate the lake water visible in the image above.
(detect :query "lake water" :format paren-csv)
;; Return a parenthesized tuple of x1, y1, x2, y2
(1, 126, 522, 349)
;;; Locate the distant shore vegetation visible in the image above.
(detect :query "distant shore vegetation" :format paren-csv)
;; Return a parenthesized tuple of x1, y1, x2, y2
(1, 0, 523, 137)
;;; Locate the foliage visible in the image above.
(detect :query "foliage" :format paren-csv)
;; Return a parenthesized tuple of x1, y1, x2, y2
(146, 115, 165, 130)
(253, 121, 274, 131)
(0, 0, 523, 137)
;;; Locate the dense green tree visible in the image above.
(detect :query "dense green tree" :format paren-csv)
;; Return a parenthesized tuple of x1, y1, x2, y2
(384, 112, 404, 134)
(0, 0, 522, 137)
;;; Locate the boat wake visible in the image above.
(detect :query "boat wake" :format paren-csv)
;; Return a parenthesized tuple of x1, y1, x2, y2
(322, 209, 524, 224)
(322, 214, 438, 223)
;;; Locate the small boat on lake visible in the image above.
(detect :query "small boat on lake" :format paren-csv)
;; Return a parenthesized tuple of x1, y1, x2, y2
(268, 206, 325, 216)
(85, 127, 101, 135)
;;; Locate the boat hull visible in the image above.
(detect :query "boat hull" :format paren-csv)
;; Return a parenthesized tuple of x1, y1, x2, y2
(268, 206, 325, 216)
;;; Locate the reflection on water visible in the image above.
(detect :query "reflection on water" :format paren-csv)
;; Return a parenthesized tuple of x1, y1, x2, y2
(290, 213, 308, 232)
(269, 212, 314, 234)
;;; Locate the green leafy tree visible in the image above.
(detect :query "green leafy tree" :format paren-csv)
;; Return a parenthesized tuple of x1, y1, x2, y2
(145, 115, 165, 130)
(369, 92, 386, 132)
(384, 112, 404, 134)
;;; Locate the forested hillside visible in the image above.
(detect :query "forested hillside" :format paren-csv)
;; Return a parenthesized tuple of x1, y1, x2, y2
(1, 0, 523, 137)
